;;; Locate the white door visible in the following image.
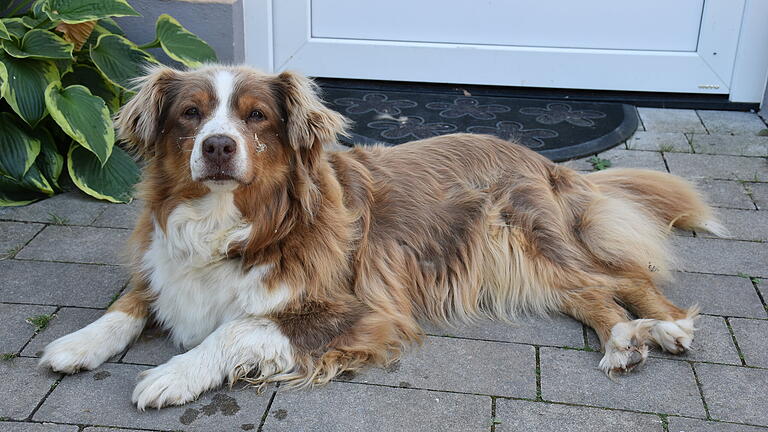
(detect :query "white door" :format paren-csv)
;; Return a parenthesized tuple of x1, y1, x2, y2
(243, 0, 768, 103)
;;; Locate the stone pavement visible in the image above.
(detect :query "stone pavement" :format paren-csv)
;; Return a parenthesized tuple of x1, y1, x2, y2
(1, 108, 767, 432)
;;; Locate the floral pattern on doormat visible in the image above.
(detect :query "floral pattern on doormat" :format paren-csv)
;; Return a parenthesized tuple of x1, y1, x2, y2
(519, 103, 606, 127)
(334, 93, 417, 116)
(368, 116, 457, 140)
(319, 85, 634, 160)
(467, 121, 558, 149)
(426, 97, 510, 120)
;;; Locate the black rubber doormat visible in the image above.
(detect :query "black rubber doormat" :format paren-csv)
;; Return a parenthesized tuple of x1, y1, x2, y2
(319, 81, 638, 162)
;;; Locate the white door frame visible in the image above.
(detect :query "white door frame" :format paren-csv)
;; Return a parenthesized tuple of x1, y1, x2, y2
(243, 0, 768, 104)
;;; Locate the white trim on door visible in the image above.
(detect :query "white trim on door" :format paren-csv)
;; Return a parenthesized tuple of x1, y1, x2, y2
(729, 0, 768, 103)
(243, 0, 768, 104)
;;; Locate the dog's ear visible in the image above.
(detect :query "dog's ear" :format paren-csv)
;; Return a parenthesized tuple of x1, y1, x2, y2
(273, 70, 349, 152)
(114, 66, 180, 159)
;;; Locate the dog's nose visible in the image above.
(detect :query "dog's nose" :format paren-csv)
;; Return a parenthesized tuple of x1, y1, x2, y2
(202, 135, 236, 164)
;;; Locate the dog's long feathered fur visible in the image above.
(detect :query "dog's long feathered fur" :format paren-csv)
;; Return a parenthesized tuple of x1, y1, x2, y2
(40, 65, 724, 407)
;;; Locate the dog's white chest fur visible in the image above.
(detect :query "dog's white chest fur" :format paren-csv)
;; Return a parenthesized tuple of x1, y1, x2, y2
(141, 190, 289, 348)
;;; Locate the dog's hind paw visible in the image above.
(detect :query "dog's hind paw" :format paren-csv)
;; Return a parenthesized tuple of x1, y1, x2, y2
(599, 319, 654, 376)
(649, 314, 697, 355)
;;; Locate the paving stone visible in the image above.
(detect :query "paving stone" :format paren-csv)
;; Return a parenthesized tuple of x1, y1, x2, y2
(638, 108, 706, 133)
(729, 318, 768, 368)
(626, 131, 692, 153)
(0, 260, 128, 308)
(662, 272, 766, 319)
(540, 347, 705, 417)
(665, 153, 768, 182)
(15, 226, 131, 265)
(121, 326, 184, 366)
(651, 315, 741, 364)
(690, 178, 755, 210)
(0, 304, 57, 354)
(673, 227, 695, 237)
(0, 193, 108, 225)
(82, 428, 146, 432)
(668, 417, 767, 432)
(422, 314, 585, 348)
(22, 308, 104, 358)
(0, 357, 60, 420)
(83, 425, 152, 432)
(0, 222, 44, 255)
(91, 200, 142, 230)
(263, 381, 489, 432)
(561, 156, 595, 172)
(349, 336, 535, 398)
(670, 236, 768, 278)
(695, 363, 768, 426)
(34, 363, 273, 431)
(2, 423, 79, 432)
(585, 327, 602, 351)
(699, 208, 768, 241)
(596, 148, 668, 172)
(634, 107, 646, 131)
(750, 182, 768, 210)
(688, 134, 768, 157)
(696, 110, 768, 136)
(82, 428, 150, 432)
(495, 399, 664, 432)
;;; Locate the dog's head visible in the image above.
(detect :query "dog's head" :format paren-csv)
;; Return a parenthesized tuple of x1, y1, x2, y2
(116, 65, 348, 190)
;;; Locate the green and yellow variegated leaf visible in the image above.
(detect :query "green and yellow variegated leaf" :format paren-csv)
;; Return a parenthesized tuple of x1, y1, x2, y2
(0, 112, 41, 180)
(90, 33, 158, 90)
(43, 0, 140, 24)
(0, 19, 9, 40)
(155, 14, 216, 68)
(2, 29, 74, 60)
(68, 143, 139, 203)
(62, 63, 119, 112)
(31, 0, 48, 18)
(98, 17, 124, 36)
(1, 19, 27, 40)
(45, 82, 113, 165)
(0, 175, 48, 206)
(21, 15, 57, 30)
(55, 58, 73, 76)
(0, 52, 59, 126)
(34, 128, 63, 189)
(17, 163, 53, 195)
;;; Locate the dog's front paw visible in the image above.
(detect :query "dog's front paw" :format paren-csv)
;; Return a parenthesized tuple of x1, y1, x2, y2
(133, 362, 197, 410)
(133, 354, 221, 410)
(39, 331, 109, 374)
(39, 311, 145, 374)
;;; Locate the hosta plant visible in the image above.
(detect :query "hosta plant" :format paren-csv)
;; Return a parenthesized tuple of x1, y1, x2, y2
(0, 0, 217, 205)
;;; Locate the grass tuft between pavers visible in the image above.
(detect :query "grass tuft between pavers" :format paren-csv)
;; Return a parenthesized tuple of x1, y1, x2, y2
(26, 313, 54, 332)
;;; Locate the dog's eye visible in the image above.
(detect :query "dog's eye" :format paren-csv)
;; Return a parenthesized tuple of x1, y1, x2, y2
(184, 107, 200, 117)
(248, 109, 265, 121)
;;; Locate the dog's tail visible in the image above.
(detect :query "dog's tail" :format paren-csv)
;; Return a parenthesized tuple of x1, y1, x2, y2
(585, 168, 728, 237)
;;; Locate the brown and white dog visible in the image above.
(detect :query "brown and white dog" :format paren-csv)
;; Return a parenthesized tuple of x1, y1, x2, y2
(39, 65, 726, 409)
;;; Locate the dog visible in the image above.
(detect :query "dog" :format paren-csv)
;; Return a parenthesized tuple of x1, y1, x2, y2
(39, 65, 726, 409)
